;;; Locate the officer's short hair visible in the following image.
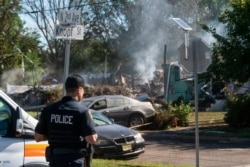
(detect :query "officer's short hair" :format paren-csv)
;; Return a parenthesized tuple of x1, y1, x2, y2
(65, 74, 85, 90)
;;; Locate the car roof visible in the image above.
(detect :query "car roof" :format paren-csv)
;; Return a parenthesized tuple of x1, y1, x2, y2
(84, 95, 129, 100)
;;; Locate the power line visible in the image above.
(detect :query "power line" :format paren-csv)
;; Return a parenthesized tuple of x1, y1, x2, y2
(21, 0, 114, 14)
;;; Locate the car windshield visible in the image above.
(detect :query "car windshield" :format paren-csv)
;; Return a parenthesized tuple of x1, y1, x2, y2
(81, 100, 93, 108)
(92, 112, 113, 126)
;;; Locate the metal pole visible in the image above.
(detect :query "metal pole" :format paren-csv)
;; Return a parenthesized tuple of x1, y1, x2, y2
(185, 31, 189, 59)
(104, 54, 107, 84)
(164, 44, 167, 64)
(166, 63, 172, 102)
(63, 39, 71, 96)
(193, 39, 199, 167)
(163, 45, 168, 101)
(21, 54, 25, 80)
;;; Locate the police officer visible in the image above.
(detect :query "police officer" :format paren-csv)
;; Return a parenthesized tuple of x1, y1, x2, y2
(34, 74, 98, 167)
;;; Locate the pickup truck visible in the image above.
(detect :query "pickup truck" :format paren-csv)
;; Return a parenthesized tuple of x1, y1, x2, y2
(0, 89, 48, 167)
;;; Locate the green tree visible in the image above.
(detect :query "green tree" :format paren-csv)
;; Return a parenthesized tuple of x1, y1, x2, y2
(0, 0, 23, 74)
(198, 0, 229, 21)
(0, 0, 45, 87)
(70, 39, 116, 73)
(201, 0, 250, 83)
(18, 30, 45, 85)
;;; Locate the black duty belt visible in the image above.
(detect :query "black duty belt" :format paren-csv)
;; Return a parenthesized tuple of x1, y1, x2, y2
(53, 148, 86, 154)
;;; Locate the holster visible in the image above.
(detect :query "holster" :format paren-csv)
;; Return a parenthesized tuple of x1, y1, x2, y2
(45, 146, 52, 162)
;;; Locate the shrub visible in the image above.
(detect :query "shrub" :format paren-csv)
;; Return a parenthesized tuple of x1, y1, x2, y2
(170, 101, 193, 126)
(43, 86, 63, 104)
(151, 101, 193, 129)
(151, 107, 174, 130)
(224, 93, 250, 127)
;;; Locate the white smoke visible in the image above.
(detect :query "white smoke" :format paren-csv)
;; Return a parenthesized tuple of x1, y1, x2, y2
(199, 21, 227, 46)
(122, 0, 200, 83)
(1, 68, 24, 90)
(1, 68, 43, 90)
(124, 1, 175, 83)
(133, 43, 161, 83)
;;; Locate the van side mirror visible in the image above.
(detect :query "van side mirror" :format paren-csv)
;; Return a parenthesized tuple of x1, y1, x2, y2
(15, 106, 23, 137)
(16, 118, 23, 137)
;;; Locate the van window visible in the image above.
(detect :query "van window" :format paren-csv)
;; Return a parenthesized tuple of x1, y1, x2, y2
(0, 99, 11, 136)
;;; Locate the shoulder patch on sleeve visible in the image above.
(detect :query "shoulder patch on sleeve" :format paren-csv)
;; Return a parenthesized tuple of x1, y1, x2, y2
(87, 109, 93, 120)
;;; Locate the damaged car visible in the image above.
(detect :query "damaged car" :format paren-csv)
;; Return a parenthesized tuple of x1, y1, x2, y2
(81, 95, 155, 127)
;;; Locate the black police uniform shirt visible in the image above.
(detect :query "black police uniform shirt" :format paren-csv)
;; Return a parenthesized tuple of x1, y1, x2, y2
(35, 96, 96, 148)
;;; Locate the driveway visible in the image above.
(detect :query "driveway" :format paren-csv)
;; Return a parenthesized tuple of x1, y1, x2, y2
(128, 129, 250, 167)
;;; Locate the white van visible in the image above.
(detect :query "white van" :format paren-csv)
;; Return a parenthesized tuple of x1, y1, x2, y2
(0, 89, 48, 167)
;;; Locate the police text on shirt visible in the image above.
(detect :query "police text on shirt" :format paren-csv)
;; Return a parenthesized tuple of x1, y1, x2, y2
(51, 114, 73, 124)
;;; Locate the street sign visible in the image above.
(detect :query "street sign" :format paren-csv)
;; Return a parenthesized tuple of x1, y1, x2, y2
(178, 38, 211, 73)
(58, 9, 81, 25)
(56, 9, 83, 95)
(54, 25, 84, 40)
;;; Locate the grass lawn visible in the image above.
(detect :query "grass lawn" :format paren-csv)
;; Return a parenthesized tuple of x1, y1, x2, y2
(178, 111, 250, 138)
(92, 159, 192, 167)
(188, 111, 226, 122)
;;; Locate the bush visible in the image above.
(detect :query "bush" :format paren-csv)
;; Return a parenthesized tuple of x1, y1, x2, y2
(43, 86, 63, 104)
(151, 108, 174, 130)
(151, 101, 193, 129)
(170, 101, 193, 126)
(224, 93, 250, 127)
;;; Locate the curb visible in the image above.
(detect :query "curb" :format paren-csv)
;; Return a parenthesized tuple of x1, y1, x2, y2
(187, 120, 226, 127)
(140, 129, 250, 143)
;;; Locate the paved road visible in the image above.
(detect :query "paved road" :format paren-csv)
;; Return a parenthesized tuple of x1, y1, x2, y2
(129, 130, 250, 167)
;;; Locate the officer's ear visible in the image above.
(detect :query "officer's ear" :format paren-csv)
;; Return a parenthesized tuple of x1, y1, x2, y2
(74, 87, 82, 94)
(77, 87, 84, 92)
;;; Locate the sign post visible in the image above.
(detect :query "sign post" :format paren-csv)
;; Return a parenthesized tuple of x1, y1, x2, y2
(64, 40, 71, 87)
(193, 39, 199, 167)
(173, 19, 202, 167)
(178, 38, 211, 167)
(54, 9, 84, 95)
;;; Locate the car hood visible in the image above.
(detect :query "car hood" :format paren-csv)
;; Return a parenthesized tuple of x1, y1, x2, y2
(95, 124, 138, 138)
